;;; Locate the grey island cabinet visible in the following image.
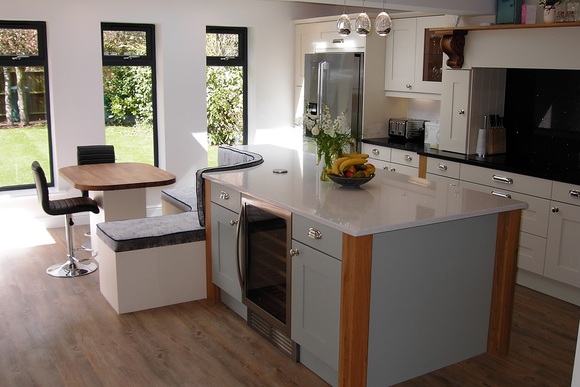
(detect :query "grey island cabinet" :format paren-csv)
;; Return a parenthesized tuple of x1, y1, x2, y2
(203, 145, 527, 387)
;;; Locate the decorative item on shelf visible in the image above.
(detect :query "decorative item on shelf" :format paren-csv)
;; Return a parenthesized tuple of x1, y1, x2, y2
(567, 1, 579, 21)
(539, 0, 562, 23)
(303, 104, 354, 181)
(337, 0, 352, 36)
(375, 0, 392, 36)
(355, 0, 371, 35)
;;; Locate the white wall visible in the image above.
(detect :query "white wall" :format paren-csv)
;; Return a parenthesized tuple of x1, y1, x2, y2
(1, 0, 338, 226)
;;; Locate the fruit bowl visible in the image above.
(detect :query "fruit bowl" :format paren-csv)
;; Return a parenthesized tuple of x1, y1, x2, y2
(327, 174, 374, 187)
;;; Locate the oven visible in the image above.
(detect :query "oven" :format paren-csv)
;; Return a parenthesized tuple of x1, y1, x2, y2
(238, 195, 298, 360)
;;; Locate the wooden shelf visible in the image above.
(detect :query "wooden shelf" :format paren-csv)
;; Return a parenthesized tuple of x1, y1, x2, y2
(430, 22, 580, 69)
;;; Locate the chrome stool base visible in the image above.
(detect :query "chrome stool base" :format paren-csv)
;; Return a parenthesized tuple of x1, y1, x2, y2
(46, 260, 98, 278)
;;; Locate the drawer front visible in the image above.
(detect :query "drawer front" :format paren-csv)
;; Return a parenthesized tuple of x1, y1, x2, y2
(390, 148, 419, 168)
(551, 181, 580, 206)
(388, 163, 418, 177)
(210, 182, 241, 213)
(460, 164, 552, 198)
(426, 158, 461, 179)
(292, 214, 342, 259)
(362, 143, 390, 162)
(460, 181, 550, 237)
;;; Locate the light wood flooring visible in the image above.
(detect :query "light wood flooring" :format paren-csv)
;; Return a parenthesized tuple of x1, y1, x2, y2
(0, 225, 579, 386)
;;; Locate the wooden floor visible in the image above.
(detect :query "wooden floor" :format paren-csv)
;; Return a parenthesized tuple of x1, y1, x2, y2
(1, 225, 579, 386)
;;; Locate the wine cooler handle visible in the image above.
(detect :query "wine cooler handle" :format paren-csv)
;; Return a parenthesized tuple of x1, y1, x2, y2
(235, 204, 245, 289)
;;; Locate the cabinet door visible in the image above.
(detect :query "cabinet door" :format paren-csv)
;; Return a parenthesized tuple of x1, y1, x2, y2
(291, 240, 341, 371)
(384, 18, 416, 92)
(545, 202, 580, 287)
(439, 69, 471, 154)
(414, 16, 448, 94)
(211, 203, 242, 301)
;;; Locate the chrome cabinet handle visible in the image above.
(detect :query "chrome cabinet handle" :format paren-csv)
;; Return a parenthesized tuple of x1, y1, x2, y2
(372, 148, 380, 156)
(438, 163, 448, 171)
(390, 167, 396, 172)
(492, 175, 513, 185)
(219, 191, 230, 200)
(308, 228, 322, 240)
(404, 154, 413, 162)
(458, 109, 465, 115)
(491, 191, 511, 199)
(570, 190, 580, 198)
(229, 219, 238, 226)
(235, 205, 245, 289)
(405, 83, 412, 89)
(290, 248, 300, 257)
(551, 207, 560, 213)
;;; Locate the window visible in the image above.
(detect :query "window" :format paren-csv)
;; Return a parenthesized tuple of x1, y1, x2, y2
(101, 23, 157, 166)
(206, 26, 248, 165)
(0, 21, 52, 191)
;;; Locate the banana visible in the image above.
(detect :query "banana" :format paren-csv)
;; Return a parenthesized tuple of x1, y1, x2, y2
(331, 156, 350, 175)
(338, 157, 367, 173)
(342, 152, 369, 159)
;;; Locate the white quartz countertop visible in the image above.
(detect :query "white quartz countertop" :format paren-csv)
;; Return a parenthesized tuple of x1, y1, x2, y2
(204, 145, 528, 236)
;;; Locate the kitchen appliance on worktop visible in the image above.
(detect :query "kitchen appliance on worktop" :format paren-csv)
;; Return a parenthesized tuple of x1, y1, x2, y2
(388, 118, 426, 140)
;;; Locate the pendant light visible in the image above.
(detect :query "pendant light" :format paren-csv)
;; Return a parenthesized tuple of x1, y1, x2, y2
(336, 0, 351, 36)
(375, 0, 392, 36)
(355, 0, 371, 36)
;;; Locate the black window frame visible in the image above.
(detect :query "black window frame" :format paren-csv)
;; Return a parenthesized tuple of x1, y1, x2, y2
(0, 20, 53, 191)
(206, 26, 248, 145)
(101, 22, 159, 166)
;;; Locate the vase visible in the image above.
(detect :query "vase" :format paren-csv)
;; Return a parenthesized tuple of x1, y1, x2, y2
(318, 149, 335, 181)
(544, 6, 556, 23)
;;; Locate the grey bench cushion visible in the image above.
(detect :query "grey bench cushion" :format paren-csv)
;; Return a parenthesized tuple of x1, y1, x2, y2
(161, 187, 197, 212)
(97, 212, 205, 253)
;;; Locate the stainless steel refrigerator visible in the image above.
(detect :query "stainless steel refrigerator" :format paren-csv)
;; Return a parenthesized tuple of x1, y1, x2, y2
(304, 52, 364, 148)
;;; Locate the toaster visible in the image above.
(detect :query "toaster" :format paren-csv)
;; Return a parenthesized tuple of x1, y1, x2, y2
(388, 118, 426, 140)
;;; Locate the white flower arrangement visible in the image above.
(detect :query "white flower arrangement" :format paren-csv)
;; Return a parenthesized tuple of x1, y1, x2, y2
(539, 0, 562, 8)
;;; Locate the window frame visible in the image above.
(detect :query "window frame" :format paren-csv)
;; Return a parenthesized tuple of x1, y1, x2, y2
(206, 26, 248, 145)
(101, 22, 159, 166)
(0, 20, 53, 191)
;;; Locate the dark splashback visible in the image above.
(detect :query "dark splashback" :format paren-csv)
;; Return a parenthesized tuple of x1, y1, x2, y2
(504, 68, 580, 169)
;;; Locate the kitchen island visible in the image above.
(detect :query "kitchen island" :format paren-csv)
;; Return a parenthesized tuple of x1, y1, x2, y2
(203, 144, 527, 386)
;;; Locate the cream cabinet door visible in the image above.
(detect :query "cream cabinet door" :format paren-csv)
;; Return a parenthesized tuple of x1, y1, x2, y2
(384, 18, 416, 93)
(439, 69, 471, 154)
(545, 201, 580, 287)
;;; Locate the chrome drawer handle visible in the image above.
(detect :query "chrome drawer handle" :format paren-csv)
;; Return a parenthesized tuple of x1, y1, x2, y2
(492, 175, 513, 185)
(308, 228, 322, 240)
(219, 191, 230, 200)
(229, 219, 238, 226)
(438, 163, 447, 171)
(491, 191, 511, 199)
(570, 190, 580, 198)
(372, 148, 380, 156)
(551, 207, 560, 213)
(406, 83, 412, 89)
(290, 248, 300, 257)
(404, 155, 413, 162)
(458, 109, 465, 115)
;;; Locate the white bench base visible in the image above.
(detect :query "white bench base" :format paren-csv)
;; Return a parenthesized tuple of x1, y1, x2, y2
(95, 237, 206, 314)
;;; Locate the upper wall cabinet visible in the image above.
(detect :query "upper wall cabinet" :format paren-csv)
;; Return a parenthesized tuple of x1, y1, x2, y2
(384, 15, 452, 99)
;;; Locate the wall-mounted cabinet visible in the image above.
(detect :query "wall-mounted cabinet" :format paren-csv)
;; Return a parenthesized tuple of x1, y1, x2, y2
(438, 69, 471, 154)
(384, 16, 452, 99)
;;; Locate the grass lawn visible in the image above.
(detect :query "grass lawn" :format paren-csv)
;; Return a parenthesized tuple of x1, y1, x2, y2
(1, 124, 217, 188)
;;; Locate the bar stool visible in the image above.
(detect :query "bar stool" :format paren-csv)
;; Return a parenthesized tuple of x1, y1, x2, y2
(31, 161, 101, 277)
(77, 145, 115, 249)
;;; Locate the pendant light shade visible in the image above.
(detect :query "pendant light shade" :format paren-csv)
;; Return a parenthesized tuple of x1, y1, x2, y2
(337, 13, 351, 36)
(355, 11, 371, 35)
(375, 0, 391, 36)
(375, 11, 392, 36)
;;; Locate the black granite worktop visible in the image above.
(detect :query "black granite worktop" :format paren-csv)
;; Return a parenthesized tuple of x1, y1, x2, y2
(362, 137, 580, 186)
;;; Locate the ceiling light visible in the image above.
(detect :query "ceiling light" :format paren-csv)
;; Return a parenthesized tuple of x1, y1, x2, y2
(355, 0, 370, 36)
(375, 0, 392, 36)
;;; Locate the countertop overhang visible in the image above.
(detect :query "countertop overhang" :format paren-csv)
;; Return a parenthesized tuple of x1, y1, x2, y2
(204, 144, 527, 237)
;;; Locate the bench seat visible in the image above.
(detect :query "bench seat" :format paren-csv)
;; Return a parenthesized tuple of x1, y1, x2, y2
(95, 212, 206, 314)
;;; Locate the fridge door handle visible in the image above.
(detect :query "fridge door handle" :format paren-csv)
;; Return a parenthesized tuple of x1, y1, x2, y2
(317, 61, 329, 115)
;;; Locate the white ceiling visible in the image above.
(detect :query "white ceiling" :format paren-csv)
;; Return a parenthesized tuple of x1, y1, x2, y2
(267, 0, 496, 16)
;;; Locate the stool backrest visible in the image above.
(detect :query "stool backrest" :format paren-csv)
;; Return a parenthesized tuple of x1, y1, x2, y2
(31, 161, 52, 215)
